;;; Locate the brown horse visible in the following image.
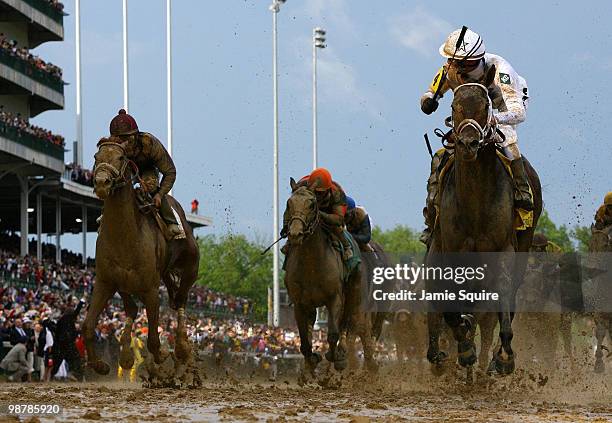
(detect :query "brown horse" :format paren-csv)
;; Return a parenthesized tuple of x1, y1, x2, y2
(84, 139, 199, 375)
(426, 67, 542, 376)
(284, 180, 376, 375)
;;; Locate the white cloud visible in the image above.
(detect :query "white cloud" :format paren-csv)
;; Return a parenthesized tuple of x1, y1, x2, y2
(389, 7, 453, 57)
(285, 36, 382, 120)
(304, 0, 356, 38)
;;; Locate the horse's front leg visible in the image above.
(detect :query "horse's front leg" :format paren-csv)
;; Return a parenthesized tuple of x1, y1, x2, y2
(142, 288, 163, 364)
(83, 282, 115, 375)
(427, 311, 448, 373)
(118, 292, 138, 372)
(494, 248, 516, 375)
(325, 294, 348, 371)
(296, 304, 320, 376)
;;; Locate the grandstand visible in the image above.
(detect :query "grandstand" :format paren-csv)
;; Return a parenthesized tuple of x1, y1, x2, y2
(0, 0, 211, 265)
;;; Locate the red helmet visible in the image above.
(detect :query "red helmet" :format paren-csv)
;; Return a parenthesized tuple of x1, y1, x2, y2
(308, 168, 333, 191)
(109, 109, 139, 136)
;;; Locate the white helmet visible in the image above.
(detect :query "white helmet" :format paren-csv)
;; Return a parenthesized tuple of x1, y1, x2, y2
(439, 28, 485, 60)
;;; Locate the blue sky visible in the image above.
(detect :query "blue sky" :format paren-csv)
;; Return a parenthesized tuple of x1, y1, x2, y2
(32, 0, 612, 253)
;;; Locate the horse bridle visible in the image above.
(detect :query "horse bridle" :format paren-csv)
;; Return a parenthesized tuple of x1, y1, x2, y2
(93, 142, 141, 194)
(451, 83, 498, 146)
(288, 192, 321, 238)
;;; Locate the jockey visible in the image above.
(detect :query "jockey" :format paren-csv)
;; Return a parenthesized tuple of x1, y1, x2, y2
(594, 192, 612, 230)
(281, 168, 353, 260)
(419, 28, 532, 245)
(107, 109, 182, 237)
(345, 196, 373, 251)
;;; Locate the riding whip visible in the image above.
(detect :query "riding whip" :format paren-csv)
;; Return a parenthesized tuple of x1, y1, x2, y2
(432, 25, 468, 103)
(423, 133, 434, 158)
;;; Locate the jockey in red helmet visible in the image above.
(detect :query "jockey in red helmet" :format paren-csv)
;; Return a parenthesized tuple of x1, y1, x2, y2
(281, 168, 353, 260)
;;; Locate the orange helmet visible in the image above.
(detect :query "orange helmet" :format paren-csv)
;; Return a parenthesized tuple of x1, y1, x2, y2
(308, 168, 333, 191)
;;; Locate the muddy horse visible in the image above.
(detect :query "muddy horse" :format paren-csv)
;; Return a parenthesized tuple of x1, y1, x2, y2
(283, 181, 376, 376)
(84, 139, 199, 375)
(426, 67, 542, 376)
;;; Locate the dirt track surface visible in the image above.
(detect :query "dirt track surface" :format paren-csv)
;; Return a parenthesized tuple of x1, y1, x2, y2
(1, 364, 611, 423)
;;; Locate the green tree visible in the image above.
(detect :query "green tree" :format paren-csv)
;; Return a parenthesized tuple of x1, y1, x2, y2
(371, 225, 425, 255)
(535, 210, 574, 252)
(570, 225, 591, 252)
(197, 234, 271, 319)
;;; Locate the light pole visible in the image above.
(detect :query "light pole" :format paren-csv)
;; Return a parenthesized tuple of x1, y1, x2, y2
(166, 0, 173, 195)
(312, 27, 326, 170)
(75, 0, 83, 167)
(269, 0, 286, 328)
(122, 0, 129, 111)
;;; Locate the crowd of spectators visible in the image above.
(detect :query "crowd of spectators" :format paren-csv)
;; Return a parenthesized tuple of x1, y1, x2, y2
(67, 163, 93, 187)
(0, 34, 63, 80)
(0, 106, 65, 148)
(1, 231, 255, 315)
(189, 286, 253, 317)
(0, 283, 300, 382)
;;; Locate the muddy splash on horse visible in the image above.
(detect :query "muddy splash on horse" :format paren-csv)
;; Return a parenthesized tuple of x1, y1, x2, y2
(84, 139, 199, 380)
(426, 66, 543, 376)
(283, 180, 377, 378)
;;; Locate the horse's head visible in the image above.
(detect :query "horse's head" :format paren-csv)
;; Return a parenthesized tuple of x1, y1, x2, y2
(93, 137, 130, 199)
(285, 178, 319, 246)
(451, 65, 497, 161)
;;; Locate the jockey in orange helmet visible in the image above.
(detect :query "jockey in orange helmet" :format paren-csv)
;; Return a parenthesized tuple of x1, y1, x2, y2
(281, 168, 353, 260)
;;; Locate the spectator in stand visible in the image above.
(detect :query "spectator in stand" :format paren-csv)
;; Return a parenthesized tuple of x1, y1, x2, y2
(191, 199, 199, 215)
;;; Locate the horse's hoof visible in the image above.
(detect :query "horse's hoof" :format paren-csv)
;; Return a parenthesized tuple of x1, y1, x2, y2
(427, 349, 448, 365)
(494, 352, 515, 375)
(90, 360, 110, 375)
(306, 353, 322, 373)
(119, 351, 135, 370)
(594, 358, 605, 374)
(334, 358, 348, 372)
(325, 350, 334, 362)
(458, 340, 477, 367)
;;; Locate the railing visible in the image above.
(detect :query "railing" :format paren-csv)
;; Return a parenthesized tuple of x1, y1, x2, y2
(0, 272, 253, 320)
(0, 124, 64, 160)
(0, 48, 64, 94)
(21, 0, 64, 24)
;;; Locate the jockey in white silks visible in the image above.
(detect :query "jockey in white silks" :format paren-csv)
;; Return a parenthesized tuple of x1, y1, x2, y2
(419, 28, 532, 245)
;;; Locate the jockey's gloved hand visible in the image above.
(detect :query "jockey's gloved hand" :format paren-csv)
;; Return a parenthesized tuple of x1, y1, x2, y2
(421, 97, 439, 115)
(280, 226, 288, 238)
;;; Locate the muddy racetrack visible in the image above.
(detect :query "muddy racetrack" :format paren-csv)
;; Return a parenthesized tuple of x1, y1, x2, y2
(1, 359, 611, 422)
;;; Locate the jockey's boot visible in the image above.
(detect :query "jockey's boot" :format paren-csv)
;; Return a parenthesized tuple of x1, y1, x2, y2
(420, 205, 436, 247)
(510, 159, 534, 211)
(160, 196, 183, 238)
(420, 152, 441, 246)
(339, 233, 353, 261)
